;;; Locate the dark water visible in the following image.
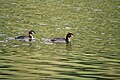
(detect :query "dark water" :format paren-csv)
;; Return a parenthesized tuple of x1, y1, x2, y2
(0, 0, 120, 80)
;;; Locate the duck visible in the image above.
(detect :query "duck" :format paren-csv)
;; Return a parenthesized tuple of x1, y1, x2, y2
(50, 32, 74, 45)
(15, 30, 35, 41)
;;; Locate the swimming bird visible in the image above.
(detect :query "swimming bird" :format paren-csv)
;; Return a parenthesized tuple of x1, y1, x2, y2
(50, 32, 74, 45)
(15, 30, 35, 41)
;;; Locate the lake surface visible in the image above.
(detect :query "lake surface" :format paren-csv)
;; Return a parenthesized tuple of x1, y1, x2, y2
(0, 0, 120, 80)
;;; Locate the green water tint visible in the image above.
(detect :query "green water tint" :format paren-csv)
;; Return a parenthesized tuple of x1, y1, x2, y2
(0, 0, 120, 80)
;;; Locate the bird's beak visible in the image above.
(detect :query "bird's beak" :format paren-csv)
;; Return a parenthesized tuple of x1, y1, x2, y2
(32, 31, 35, 34)
(71, 35, 74, 37)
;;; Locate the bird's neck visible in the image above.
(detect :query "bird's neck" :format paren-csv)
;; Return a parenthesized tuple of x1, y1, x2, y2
(66, 36, 71, 44)
(29, 34, 33, 39)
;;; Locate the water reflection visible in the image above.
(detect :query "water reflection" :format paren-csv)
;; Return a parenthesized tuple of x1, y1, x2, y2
(66, 45, 73, 51)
